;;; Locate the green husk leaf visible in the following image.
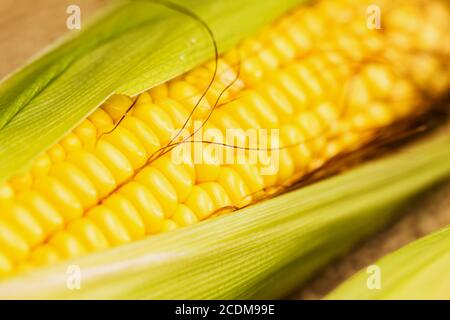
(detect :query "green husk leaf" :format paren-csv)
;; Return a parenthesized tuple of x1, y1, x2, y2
(326, 224, 450, 300)
(0, 0, 305, 184)
(1, 130, 449, 299)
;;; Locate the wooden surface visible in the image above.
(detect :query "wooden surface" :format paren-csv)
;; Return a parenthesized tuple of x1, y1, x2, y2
(1, 0, 449, 299)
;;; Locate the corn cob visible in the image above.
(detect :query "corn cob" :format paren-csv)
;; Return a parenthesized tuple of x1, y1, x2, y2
(326, 224, 450, 299)
(0, 0, 449, 278)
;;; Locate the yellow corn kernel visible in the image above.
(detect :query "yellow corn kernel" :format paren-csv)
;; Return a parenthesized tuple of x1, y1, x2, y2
(148, 83, 168, 102)
(0, 221, 30, 262)
(86, 207, 131, 246)
(168, 81, 212, 119)
(50, 162, 98, 209)
(17, 191, 64, 237)
(132, 103, 175, 144)
(33, 177, 83, 222)
(74, 119, 97, 149)
(67, 151, 116, 198)
(216, 167, 250, 205)
(3, 205, 44, 247)
(94, 140, 134, 184)
(151, 156, 193, 203)
(31, 153, 52, 177)
(185, 185, 215, 220)
(160, 219, 179, 233)
(135, 167, 178, 218)
(0, 184, 14, 204)
(47, 144, 66, 163)
(158, 99, 193, 130)
(199, 182, 231, 211)
(60, 133, 83, 153)
(48, 231, 87, 259)
(29, 245, 61, 267)
(102, 94, 134, 122)
(9, 173, 32, 192)
(102, 126, 148, 170)
(88, 108, 114, 134)
(0, 252, 13, 276)
(171, 204, 198, 227)
(135, 92, 152, 105)
(103, 194, 146, 240)
(118, 182, 165, 234)
(121, 116, 161, 155)
(229, 163, 265, 194)
(194, 149, 222, 184)
(67, 218, 110, 252)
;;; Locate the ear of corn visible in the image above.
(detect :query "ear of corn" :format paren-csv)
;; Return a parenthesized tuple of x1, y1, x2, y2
(0, 131, 449, 299)
(0, 0, 305, 183)
(326, 224, 450, 300)
(0, 0, 449, 298)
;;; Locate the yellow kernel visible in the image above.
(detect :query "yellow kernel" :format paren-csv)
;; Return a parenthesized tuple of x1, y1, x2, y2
(94, 140, 134, 184)
(160, 220, 178, 233)
(0, 184, 14, 204)
(0, 252, 13, 276)
(171, 204, 198, 227)
(33, 176, 83, 223)
(102, 94, 134, 122)
(151, 156, 193, 203)
(88, 108, 114, 134)
(4, 205, 44, 247)
(168, 81, 211, 120)
(67, 151, 116, 198)
(229, 163, 265, 194)
(60, 133, 83, 153)
(17, 191, 64, 237)
(199, 182, 231, 211)
(148, 83, 168, 102)
(50, 162, 98, 209)
(133, 103, 175, 144)
(0, 221, 29, 263)
(86, 206, 132, 246)
(48, 231, 87, 259)
(121, 116, 161, 155)
(103, 194, 146, 240)
(47, 144, 66, 163)
(272, 71, 308, 109)
(74, 119, 97, 149)
(31, 153, 52, 177)
(185, 185, 215, 220)
(29, 245, 61, 267)
(258, 83, 295, 121)
(67, 218, 109, 252)
(158, 99, 193, 130)
(135, 167, 178, 218)
(242, 91, 279, 128)
(9, 172, 32, 192)
(216, 167, 250, 205)
(135, 92, 153, 105)
(102, 126, 148, 170)
(118, 182, 165, 234)
(194, 148, 222, 184)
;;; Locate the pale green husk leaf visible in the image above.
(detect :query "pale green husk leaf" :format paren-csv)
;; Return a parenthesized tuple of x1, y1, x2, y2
(326, 223, 450, 299)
